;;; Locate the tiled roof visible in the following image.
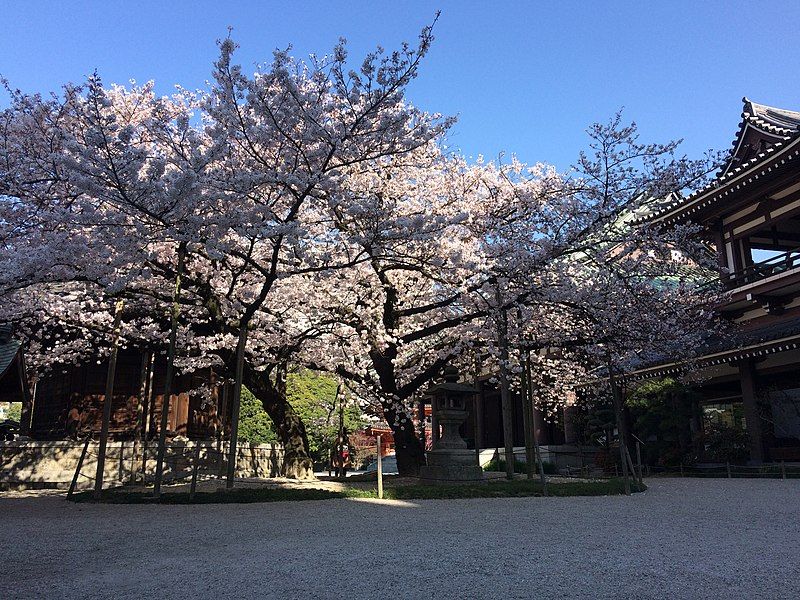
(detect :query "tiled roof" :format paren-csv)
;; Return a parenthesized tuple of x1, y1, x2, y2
(625, 320, 800, 382)
(740, 99, 800, 137)
(641, 137, 800, 226)
(721, 98, 800, 176)
(639, 99, 800, 226)
(0, 338, 21, 380)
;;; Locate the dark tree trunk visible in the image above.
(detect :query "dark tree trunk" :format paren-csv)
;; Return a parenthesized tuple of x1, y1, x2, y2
(385, 405, 426, 476)
(690, 397, 703, 459)
(244, 365, 314, 480)
(608, 367, 631, 495)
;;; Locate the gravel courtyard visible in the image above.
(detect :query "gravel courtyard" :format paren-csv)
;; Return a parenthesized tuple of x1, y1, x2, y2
(1, 478, 798, 599)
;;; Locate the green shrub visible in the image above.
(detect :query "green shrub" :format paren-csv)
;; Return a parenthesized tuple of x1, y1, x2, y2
(483, 456, 557, 474)
(238, 388, 278, 445)
(5, 402, 22, 422)
(702, 423, 749, 464)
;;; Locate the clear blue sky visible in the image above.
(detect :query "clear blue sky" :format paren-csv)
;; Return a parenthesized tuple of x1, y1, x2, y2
(2, 1, 799, 170)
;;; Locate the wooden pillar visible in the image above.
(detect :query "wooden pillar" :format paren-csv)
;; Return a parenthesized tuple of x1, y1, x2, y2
(417, 399, 426, 449)
(739, 360, 765, 464)
(532, 406, 551, 446)
(175, 393, 190, 436)
(18, 358, 34, 436)
(167, 391, 178, 432)
(474, 380, 484, 465)
(713, 221, 727, 271)
(563, 404, 579, 445)
(740, 238, 754, 268)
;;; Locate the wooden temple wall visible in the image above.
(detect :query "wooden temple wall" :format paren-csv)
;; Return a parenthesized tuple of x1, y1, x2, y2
(30, 350, 228, 441)
(467, 382, 564, 450)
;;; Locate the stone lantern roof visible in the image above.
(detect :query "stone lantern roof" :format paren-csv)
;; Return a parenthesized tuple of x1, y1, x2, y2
(426, 366, 477, 395)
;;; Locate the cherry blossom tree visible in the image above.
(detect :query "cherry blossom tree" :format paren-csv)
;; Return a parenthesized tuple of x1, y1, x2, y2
(0, 22, 449, 479)
(520, 115, 727, 492)
(0, 21, 729, 490)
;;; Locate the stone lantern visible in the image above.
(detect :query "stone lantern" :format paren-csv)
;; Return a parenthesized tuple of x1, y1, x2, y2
(419, 366, 485, 484)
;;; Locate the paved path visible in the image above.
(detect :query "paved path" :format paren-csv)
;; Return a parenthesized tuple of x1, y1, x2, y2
(1, 478, 798, 599)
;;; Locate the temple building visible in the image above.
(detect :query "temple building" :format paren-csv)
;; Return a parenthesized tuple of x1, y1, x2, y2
(634, 98, 800, 463)
(15, 347, 230, 442)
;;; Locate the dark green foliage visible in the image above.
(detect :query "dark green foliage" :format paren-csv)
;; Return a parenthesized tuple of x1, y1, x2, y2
(5, 402, 22, 422)
(286, 369, 365, 463)
(238, 369, 366, 462)
(578, 400, 617, 448)
(628, 378, 702, 466)
(702, 423, 749, 463)
(238, 387, 278, 445)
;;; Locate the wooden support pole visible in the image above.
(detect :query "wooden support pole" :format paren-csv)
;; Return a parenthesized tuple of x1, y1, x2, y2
(473, 393, 481, 467)
(130, 350, 152, 484)
(68, 436, 92, 500)
(339, 385, 346, 468)
(417, 399, 426, 450)
(525, 353, 547, 495)
(117, 440, 126, 482)
(18, 357, 34, 436)
(635, 439, 643, 486)
(521, 352, 535, 480)
(607, 356, 630, 496)
(377, 434, 383, 499)
(226, 325, 248, 490)
(217, 384, 229, 479)
(189, 442, 201, 501)
(93, 300, 124, 499)
(781, 460, 786, 480)
(154, 243, 186, 498)
(473, 367, 484, 467)
(624, 445, 637, 489)
(142, 356, 156, 482)
(494, 293, 515, 481)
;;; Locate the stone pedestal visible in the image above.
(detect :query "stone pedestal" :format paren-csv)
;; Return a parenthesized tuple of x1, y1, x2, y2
(420, 448, 485, 484)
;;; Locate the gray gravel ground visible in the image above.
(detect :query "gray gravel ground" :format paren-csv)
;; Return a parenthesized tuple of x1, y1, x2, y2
(1, 478, 798, 600)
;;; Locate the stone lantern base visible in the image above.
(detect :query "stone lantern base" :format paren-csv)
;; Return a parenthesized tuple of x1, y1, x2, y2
(419, 449, 485, 485)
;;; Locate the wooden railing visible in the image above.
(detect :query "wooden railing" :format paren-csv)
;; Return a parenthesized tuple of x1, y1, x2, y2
(725, 249, 800, 289)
